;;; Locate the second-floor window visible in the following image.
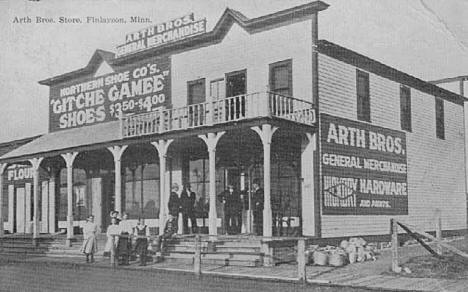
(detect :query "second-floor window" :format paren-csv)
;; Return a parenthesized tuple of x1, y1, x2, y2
(210, 78, 225, 100)
(187, 78, 206, 105)
(269, 59, 292, 96)
(400, 86, 412, 131)
(436, 98, 445, 139)
(357, 70, 370, 122)
(187, 78, 206, 126)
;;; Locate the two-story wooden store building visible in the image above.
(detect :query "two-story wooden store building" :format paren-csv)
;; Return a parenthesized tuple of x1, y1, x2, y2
(1, 1, 466, 243)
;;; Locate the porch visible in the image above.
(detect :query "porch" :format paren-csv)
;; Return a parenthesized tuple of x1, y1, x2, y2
(0, 92, 318, 243)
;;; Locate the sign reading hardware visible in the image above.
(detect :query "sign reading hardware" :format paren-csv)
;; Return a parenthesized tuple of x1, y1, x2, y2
(320, 114, 408, 215)
(116, 13, 206, 57)
(49, 56, 170, 132)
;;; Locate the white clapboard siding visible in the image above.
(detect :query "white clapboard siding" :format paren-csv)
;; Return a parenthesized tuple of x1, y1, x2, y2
(171, 20, 314, 106)
(318, 53, 466, 237)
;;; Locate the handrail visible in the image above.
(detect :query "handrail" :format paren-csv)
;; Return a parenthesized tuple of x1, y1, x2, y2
(121, 92, 316, 138)
(390, 216, 468, 273)
(108, 232, 307, 283)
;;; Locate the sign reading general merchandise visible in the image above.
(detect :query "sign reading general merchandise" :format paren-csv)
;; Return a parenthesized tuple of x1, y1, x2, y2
(49, 56, 170, 132)
(116, 13, 206, 57)
(320, 114, 408, 215)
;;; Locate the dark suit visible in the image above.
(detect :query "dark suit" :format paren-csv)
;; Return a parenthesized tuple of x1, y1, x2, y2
(180, 189, 197, 234)
(168, 191, 180, 217)
(221, 189, 242, 234)
(252, 188, 264, 236)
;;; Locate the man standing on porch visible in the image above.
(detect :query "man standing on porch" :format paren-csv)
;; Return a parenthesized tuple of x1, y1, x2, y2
(252, 179, 264, 236)
(180, 184, 197, 234)
(220, 185, 242, 235)
(168, 183, 181, 223)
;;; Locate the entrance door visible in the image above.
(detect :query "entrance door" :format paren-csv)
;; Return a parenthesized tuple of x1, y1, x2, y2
(16, 187, 25, 233)
(187, 78, 206, 127)
(225, 70, 246, 120)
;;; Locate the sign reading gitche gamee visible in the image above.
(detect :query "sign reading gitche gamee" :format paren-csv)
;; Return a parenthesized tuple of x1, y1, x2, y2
(49, 56, 171, 132)
(116, 13, 206, 57)
(320, 114, 408, 215)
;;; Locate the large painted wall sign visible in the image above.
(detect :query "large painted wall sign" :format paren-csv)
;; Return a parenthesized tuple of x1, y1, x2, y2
(48, 56, 170, 132)
(320, 114, 408, 215)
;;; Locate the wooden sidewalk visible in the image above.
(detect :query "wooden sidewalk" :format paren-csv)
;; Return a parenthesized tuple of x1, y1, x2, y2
(1, 246, 467, 292)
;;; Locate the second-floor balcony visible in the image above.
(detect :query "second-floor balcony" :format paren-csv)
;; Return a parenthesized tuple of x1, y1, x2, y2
(121, 92, 316, 138)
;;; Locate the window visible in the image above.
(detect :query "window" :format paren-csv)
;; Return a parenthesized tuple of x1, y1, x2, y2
(210, 78, 225, 100)
(400, 86, 412, 131)
(436, 98, 445, 139)
(269, 60, 293, 115)
(187, 79, 206, 126)
(269, 59, 292, 96)
(356, 70, 370, 122)
(187, 78, 206, 105)
(225, 70, 247, 120)
(1, 184, 7, 223)
(124, 163, 160, 219)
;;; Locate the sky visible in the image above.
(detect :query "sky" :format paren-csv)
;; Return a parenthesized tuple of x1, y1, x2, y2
(0, 0, 467, 143)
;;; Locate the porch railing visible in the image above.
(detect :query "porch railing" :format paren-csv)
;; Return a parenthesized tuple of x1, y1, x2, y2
(122, 92, 316, 138)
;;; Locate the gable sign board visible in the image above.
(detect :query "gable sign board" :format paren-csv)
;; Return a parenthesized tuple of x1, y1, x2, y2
(320, 114, 408, 215)
(49, 56, 170, 132)
(116, 13, 206, 57)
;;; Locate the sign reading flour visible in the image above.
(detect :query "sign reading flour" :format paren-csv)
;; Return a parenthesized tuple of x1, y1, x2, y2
(48, 56, 170, 132)
(320, 114, 408, 215)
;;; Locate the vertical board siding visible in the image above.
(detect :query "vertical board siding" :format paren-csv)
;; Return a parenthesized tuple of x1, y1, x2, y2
(171, 21, 313, 107)
(318, 54, 466, 237)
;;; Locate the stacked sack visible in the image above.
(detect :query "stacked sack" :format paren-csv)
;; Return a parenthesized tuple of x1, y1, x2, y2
(340, 237, 376, 264)
(306, 237, 377, 267)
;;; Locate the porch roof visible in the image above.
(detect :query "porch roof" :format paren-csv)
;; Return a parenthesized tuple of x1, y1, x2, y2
(0, 121, 121, 162)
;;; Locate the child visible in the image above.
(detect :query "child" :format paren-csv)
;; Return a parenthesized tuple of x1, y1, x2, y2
(133, 218, 150, 266)
(103, 217, 120, 257)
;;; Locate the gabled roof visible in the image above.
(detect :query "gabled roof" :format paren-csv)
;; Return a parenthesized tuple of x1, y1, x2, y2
(38, 1, 329, 87)
(317, 40, 467, 105)
(39, 49, 115, 86)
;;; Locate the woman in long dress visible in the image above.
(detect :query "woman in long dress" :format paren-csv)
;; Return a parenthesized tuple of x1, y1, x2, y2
(80, 215, 98, 263)
(117, 212, 133, 265)
(103, 217, 120, 257)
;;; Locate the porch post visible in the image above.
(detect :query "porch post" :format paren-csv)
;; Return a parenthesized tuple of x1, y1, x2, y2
(301, 133, 317, 236)
(29, 157, 44, 242)
(61, 152, 78, 246)
(252, 124, 278, 237)
(48, 169, 57, 234)
(107, 145, 128, 214)
(151, 140, 173, 233)
(0, 163, 7, 237)
(199, 132, 225, 235)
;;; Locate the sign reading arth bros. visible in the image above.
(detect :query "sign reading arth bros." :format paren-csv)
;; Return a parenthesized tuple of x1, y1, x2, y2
(320, 114, 408, 215)
(116, 13, 206, 57)
(49, 56, 170, 132)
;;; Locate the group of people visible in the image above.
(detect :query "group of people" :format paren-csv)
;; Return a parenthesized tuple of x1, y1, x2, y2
(79, 179, 265, 265)
(168, 183, 198, 234)
(219, 179, 264, 235)
(80, 211, 151, 266)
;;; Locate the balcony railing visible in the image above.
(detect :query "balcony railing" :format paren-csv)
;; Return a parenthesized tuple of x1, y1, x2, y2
(121, 92, 316, 138)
